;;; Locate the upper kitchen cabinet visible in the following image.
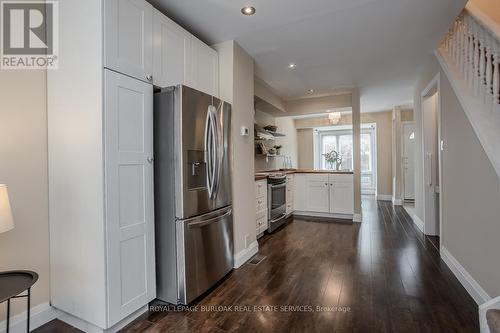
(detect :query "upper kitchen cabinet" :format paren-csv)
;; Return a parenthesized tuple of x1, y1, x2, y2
(105, 0, 153, 83)
(152, 9, 191, 88)
(190, 37, 219, 97)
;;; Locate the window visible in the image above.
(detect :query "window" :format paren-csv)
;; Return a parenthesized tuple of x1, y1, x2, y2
(314, 125, 377, 193)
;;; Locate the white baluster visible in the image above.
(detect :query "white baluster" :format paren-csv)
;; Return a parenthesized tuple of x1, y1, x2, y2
(463, 14, 470, 79)
(493, 49, 499, 105)
(468, 18, 475, 87)
(479, 26, 486, 95)
(485, 32, 493, 97)
(459, 16, 465, 71)
(473, 19, 481, 93)
(454, 20, 460, 65)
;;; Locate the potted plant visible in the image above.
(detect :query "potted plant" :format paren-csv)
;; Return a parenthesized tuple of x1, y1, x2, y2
(323, 150, 343, 170)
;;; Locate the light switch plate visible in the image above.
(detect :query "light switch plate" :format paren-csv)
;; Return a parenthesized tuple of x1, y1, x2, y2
(240, 126, 249, 136)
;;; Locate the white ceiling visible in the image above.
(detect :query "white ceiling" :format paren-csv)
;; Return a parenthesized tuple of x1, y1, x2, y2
(148, 0, 466, 113)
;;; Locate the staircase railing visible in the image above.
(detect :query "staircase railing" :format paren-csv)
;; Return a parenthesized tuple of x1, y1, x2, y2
(437, 3, 500, 178)
(441, 6, 500, 108)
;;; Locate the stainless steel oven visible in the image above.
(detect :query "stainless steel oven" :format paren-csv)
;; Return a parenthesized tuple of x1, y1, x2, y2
(267, 175, 287, 232)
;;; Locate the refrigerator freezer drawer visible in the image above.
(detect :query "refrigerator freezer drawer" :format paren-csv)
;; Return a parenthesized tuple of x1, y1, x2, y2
(177, 206, 234, 304)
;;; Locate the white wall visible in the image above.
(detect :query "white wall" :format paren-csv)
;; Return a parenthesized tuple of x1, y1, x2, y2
(213, 41, 257, 258)
(415, 55, 500, 298)
(254, 110, 278, 171)
(0, 70, 50, 318)
(275, 117, 298, 168)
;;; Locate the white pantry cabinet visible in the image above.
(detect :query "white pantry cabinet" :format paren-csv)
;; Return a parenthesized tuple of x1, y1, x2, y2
(190, 36, 219, 96)
(104, 70, 156, 325)
(152, 10, 219, 96)
(152, 9, 191, 88)
(106, 1, 219, 96)
(105, 0, 154, 83)
(48, 0, 156, 331)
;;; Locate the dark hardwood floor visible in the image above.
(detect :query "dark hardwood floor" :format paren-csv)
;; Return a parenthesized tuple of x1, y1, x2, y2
(35, 197, 479, 333)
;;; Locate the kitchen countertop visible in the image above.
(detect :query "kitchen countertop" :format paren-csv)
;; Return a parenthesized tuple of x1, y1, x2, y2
(255, 169, 354, 180)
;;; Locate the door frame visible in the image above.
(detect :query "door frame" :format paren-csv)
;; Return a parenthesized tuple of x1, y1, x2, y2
(401, 121, 415, 201)
(420, 73, 443, 241)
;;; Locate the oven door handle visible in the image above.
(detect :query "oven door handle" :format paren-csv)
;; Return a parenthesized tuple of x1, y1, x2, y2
(269, 183, 286, 190)
(269, 213, 287, 224)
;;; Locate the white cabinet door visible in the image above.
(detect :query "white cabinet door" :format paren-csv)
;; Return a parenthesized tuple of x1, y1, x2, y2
(104, 69, 155, 326)
(105, 0, 153, 83)
(306, 174, 330, 213)
(293, 174, 307, 211)
(329, 175, 354, 215)
(190, 37, 219, 96)
(152, 9, 191, 87)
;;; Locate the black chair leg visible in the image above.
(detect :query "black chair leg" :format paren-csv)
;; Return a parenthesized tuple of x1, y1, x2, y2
(27, 288, 31, 332)
(7, 298, 10, 333)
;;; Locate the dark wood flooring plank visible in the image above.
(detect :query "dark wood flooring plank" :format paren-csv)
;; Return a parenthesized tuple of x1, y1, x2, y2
(34, 197, 480, 333)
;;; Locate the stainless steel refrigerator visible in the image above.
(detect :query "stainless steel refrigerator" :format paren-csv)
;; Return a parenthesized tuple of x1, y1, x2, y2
(154, 85, 233, 305)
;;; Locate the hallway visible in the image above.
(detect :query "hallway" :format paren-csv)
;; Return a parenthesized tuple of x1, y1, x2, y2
(37, 197, 479, 332)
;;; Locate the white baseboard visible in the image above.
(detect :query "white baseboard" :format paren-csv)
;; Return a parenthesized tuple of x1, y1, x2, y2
(440, 246, 491, 305)
(352, 213, 362, 223)
(0, 302, 60, 333)
(233, 241, 259, 268)
(293, 211, 354, 221)
(58, 305, 148, 333)
(412, 214, 425, 233)
(392, 197, 403, 205)
(376, 194, 392, 201)
(479, 296, 500, 333)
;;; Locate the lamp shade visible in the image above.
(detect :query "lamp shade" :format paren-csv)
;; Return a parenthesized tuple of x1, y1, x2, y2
(0, 184, 14, 234)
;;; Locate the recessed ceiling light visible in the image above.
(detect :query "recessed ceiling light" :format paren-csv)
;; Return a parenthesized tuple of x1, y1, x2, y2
(288, 63, 296, 69)
(308, 89, 314, 93)
(241, 6, 256, 15)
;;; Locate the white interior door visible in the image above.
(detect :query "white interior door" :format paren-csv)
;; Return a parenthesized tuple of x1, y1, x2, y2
(402, 123, 415, 200)
(104, 69, 155, 326)
(422, 92, 439, 236)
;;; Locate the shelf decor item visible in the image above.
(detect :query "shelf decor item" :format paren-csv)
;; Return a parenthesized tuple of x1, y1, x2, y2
(273, 145, 282, 155)
(263, 125, 277, 132)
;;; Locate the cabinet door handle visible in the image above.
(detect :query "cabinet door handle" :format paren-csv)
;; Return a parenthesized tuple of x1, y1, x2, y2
(146, 74, 153, 82)
(147, 157, 154, 164)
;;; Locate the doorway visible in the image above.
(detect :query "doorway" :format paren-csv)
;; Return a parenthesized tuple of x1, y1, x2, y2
(401, 121, 415, 201)
(420, 74, 442, 241)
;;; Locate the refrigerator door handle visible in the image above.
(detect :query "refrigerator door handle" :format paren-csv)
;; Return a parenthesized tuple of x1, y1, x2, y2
(205, 106, 216, 197)
(211, 101, 223, 197)
(217, 102, 224, 193)
(187, 208, 232, 228)
(209, 106, 218, 198)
